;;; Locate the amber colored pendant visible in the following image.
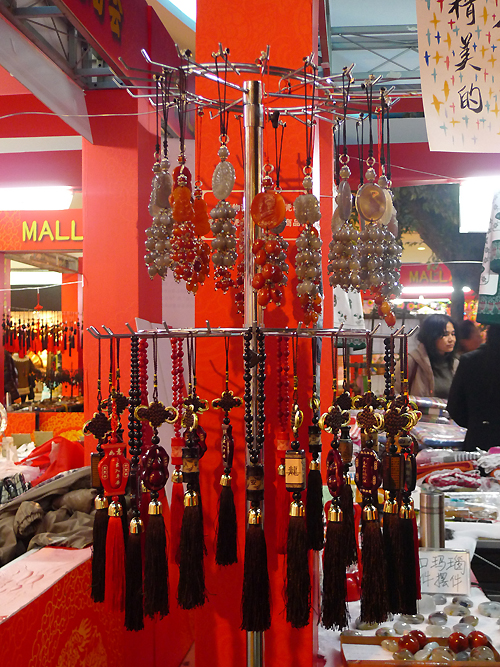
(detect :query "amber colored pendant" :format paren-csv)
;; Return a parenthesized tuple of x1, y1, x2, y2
(250, 191, 286, 230)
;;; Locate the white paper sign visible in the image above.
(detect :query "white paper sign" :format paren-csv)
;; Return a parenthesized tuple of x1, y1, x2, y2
(419, 547, 471, 595)
(416, 0, 500, 152)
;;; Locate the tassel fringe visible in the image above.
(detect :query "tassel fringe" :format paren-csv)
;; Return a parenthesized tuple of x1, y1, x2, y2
(285, 512, 311, 628)
(215, 482, 238, 566)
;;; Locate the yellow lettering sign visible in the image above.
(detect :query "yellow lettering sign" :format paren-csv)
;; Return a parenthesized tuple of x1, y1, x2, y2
(409, 270, 420, 283)
(55, 220, 70, 241)
(22, 220, 37, 242)
(420, 271, 428, 283)
(71, 219, 83, 241)
(38, 220, 54, 242)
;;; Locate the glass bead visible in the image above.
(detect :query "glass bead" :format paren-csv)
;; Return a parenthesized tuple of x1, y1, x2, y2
(294, 193, 321, 225)
(376, 627, 396, 637)
(425, 625, 451, 638)
(381, 639, 400, 653)
(393, 650, 415, 661)
(454, 624, 474, 635)
(429, 647, 454, 662)
(453, 596, 473, 609)
(455, 652, 470, 661)
(355, 618, 379, 630)
(429, 612, 448, 626)
(414, 648, 432, 661)
(336, 179, 352, 221)
(418, 595, 437, 614)
(478, 601, 500, 618)
(460, 616, 479, 627)
(470, 647, 495, 661)
(393, 621, 411, 635)
(399, 614, 425, 625)
(444, 605, 468, 617)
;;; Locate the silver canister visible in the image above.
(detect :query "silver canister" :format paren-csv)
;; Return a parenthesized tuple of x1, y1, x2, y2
(420, 490, 445, 548)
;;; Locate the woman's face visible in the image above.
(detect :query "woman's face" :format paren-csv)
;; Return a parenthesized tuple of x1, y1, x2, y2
(435, 321, 456, 355)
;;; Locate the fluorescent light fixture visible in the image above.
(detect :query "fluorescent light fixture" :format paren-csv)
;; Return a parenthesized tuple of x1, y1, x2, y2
(10, 271, 62, 286)
(460, 176, 500, 233)
(0, 186, 73, 210)
(417, 246, 426, 250)
(402, 285, 454, 295)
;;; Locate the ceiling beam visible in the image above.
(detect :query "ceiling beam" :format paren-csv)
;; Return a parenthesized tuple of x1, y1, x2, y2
(331, 24, 418, 35)
(0, 16, 93, 141)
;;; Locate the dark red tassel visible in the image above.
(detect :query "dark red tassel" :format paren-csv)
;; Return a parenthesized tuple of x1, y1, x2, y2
(285, 500, 311, 628)
(125, 518, 144, 631)
(359, 503, 389, 624)
(276, 461, 289, 555)
(177, 488, 207, 609)
(241, 507, 271, 632)
(398, 500, 418, 615)
(144, 500, 169, 618)
(340, 481, 358, 566)
(91, 495, 108, 603)
(306, 462, 324, 551)
(104, 500, 126, 613)
(170, 472, 184, 565)
(321, 504, 349, 630)
(413, 510, 421, 600)
(215, 474, 238, 566)
(382, 495, 403, 614)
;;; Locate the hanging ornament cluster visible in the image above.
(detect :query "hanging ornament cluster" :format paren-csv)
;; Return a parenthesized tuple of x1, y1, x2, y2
(145, 76, 174, 280)
(3, 314, 82, 357)
(211, 138, 238, 293)
(169, 164, 211, 293)
(294, 172, 323, 324)
(251, 165, 289, 308)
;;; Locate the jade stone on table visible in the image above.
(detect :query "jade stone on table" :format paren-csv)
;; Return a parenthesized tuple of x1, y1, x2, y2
(460, 616, 479, 627)
(452, 596, 473, 609)
(470, 646, 495, 661)
(478, 601, 500, 618)
(428, 611, 448, 626)
(444, 604, 469, 617)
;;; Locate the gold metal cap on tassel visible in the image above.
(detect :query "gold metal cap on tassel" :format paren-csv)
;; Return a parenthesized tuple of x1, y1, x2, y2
(184, 489, 199, 508)
(277, 464, 285, 476)
(148, 499, 163, 515)
(399, 503, 415, 520)
(383, 497, 399, 514)
(309, 460, 320, 471)
(248, 507, 262, 525)
(362, 503, 379, 521)
(129, 517, 144, 534)
(95, 495, 109, 511)
(328, 504, 343, 522)
(289, 500, 305, 517)
(108, 500, 123, 517)
(172, 469, 183, 484)
(220, 473, 232, 487)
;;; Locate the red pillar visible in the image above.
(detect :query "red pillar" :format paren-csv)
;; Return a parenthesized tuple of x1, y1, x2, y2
(0, 253, 10, 401)
(194, 1, 321, 665)
(82, 90, 162, 462)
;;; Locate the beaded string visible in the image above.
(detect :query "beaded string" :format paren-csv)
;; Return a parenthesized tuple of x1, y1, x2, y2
(128, 336, 142, 520)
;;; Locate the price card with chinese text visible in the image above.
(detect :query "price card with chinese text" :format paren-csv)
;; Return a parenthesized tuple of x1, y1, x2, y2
(419, 548, 471, 595)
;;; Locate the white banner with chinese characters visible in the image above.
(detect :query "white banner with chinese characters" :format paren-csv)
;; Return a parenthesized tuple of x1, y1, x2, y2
(416, 0, 500, 152)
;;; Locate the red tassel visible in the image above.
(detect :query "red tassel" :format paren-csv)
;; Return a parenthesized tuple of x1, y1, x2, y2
(170, 471, 184, 565)
(276, 460, 289, 555)
(105, 499, 126, 613)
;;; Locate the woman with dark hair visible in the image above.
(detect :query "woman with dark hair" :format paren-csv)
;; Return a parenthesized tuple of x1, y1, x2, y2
(407, 313, 458, 398)
(447, 324, 500, 451)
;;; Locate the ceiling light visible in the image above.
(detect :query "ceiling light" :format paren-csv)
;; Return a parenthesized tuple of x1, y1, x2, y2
(460, 176, 500, 233)
(462, 286, 472, 293)
(10, 271, 62, 286)
(0, 186, 73, 210)
(402, 285, 454, 295)
(417, 246, 426, 250)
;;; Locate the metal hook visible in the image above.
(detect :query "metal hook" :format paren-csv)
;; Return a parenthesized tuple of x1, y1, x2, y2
(125, 323, 136, 335)
(206, 320, 212, 334)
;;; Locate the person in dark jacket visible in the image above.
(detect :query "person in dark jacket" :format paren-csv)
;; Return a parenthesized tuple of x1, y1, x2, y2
(447, 324, 500, 451)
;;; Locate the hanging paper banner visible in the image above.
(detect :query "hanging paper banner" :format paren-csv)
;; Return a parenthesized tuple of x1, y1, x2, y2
(416, 0, 500, 152)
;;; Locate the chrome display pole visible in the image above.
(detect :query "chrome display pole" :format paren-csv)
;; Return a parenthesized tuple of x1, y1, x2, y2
(243, 79, 264, 667)
(243, 79, 263, 328)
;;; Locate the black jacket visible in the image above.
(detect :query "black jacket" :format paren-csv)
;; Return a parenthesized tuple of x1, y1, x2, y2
(447, 344, 500, 451)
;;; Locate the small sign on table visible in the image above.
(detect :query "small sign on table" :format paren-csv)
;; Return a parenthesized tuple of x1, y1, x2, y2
(419, 548, 471, 596)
